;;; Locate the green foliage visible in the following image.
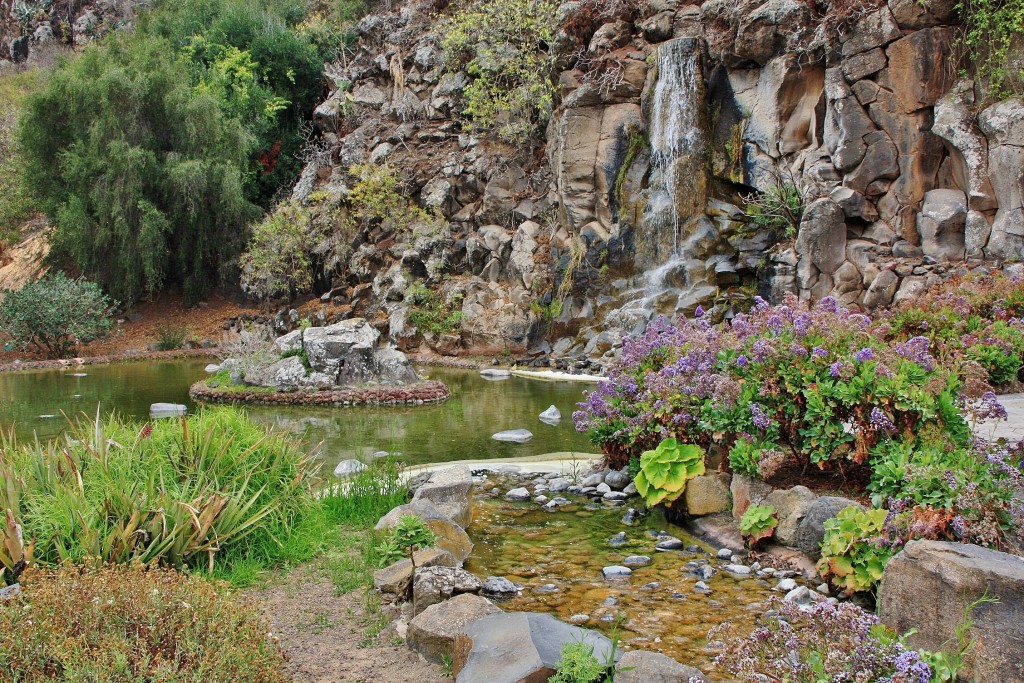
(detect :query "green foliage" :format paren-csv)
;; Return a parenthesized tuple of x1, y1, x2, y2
(406, 282, 465, 334)
(531, 298, 564, 321)
(281, 346, 312, 373)
(0, 272, 117, 358)
(154, 323, 188, 351)
(377, 514, 436, 568)
(957, 0, 1024, 97)
(0, 408, 317, 574)
(240, 201, 316, 301)
(0, 65, 42, 245)
(0, 563, 286, 682)
(739, 503, 778, 546)
(817, 506, 894, 595)
(20, 0, 329, 305)
(743, 178, 804, 238)
(632, 438, 706, 507)
(918, 591, 999, 683)
(550, 641, 606, 683)
(440, 0, 560, 139)
(727, 437, 761, 477)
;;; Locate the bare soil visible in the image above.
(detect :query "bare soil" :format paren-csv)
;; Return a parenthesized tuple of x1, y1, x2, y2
(250, 566, 446, 683)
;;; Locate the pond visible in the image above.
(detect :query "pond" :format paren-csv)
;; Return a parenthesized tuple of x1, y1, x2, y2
(0, 361, 595, 470)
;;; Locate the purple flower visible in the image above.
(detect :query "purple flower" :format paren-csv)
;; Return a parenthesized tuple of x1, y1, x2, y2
(735, 355, 749, 368)
(829, 361, 843, 377)
(812, 346, 828, 358)
(694, 305, 705, 318)
(750, 402, 772, 430)
(854, 347, 875, 363)
(870, 407, 895, 433)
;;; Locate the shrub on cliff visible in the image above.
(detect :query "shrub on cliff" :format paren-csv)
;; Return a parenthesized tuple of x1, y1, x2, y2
(0, 563, 286, 682)
(19, 0, 327, 305)
(0, 272, 117, 358)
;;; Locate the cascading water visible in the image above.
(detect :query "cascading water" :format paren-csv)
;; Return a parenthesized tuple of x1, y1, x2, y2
(611, 38, 719, 326)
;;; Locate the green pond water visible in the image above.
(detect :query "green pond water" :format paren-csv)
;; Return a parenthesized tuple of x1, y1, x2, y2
(0, 361, 594, 470)
(465, 491, 775, 676)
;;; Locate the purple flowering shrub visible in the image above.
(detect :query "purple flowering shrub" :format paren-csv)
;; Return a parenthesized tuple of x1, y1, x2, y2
(709, 598, 933, 683)
(573, 295, 975, 478)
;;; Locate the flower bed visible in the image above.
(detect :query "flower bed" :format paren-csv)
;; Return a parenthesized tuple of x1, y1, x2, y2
(190, 378, 451, 407)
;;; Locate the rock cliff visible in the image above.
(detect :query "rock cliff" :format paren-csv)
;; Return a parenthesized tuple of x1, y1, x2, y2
(280, 0, 1024, 367)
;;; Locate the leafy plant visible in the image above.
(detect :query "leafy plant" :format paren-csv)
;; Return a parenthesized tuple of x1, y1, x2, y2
(0, 272, 117, 358)
(956, 0, 1024, 97)
(918, 591, 999, 683)
(817, 506, 894, 595)
(632, 438, 706, 507)
(739, 503, 778, 547)
(0, 65, 43, 245)
(154, 323, 187, 351)
(379, 514, 435, 603)
(406, 282, 464, 334)
(742, 171, 805, 238)
(550, 641, 606, 683)
(0, 563, 286, 681)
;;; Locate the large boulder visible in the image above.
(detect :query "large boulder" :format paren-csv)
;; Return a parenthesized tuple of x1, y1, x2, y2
(765, 485, 816, 547)
(796, 198, 847, 276)
(373, 548, 458, 595)
(917, 189, 967, 260)
(453, 612, 617, 683)
(878, 541, 1024, 682)
(684, 473, 732, 516)
(979, 98, 1024, 257)
(730, 474, 774, 523)
(733, 0, 813, 65)
(413, 566, 483, 615)
(412, 468, 474, 529)
(615, 651, 709, 683)
(793, 497, 863, 560)
(376, 498, 474, 564)
(408, 594, 503, 664)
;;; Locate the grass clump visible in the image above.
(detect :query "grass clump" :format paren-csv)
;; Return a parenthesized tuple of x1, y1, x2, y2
(0, 407, 317, 577)
(154, 323, 188, 351)
(0, 562, 286, 682)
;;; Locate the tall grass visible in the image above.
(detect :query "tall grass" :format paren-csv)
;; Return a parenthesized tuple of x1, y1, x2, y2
(0, 408, 318, 581)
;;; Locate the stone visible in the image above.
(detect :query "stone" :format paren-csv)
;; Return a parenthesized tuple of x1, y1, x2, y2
(862, 269, 900, 310)
(733, 0, 813, 65)
(505, 487, 530, 501)
(615, 650, 708, 683)
(683, 473, 732, 516)
(844, 130, 900, 193)
(539, 405, 561, 424)
(839, 7, 901, 57)
(765, 485, 817, 547)
(492, 430, 533, 444)
(878, 541, 1024, 682)
(717, 548, 733, 560)
(796, 198, 846, 275)
(830, 187, 879, 222)
(413, 566, 483, 615)
(596, 482, 612, 495)
(482, 576, 518, 598)
(842, 47, 886, 82)
(724, 564, 752, 576)
(892, 240, 924, 258)
(413, 468, 474, 529)
(334, 459, 368, 477)
(784, 585, 817, 606)
(408, 593, 502, 664)
(480, 369, 511, 379)
(548, 478, 571, 493)
(894, 275, 928, 305)
(932, 83, 997, 212)
(731, 474, 774, 522)
(604, 470, 631, 490)
(204, 363, 221, 373)
(453, 613, 617, 683)
(623, 555, 651, 567)
(878, 28, 954, 114)
(149, 403, 187, 418)
(609, 531, 628, 547)
(888, 0, 958, 28)
(602, 565, 632, 579)
(794, 497, 864, 560)
(918, 189, 967, 260)
(373, 548, 457, 594)
(655, 537, 684, 551)
(776, 578, 798, 592)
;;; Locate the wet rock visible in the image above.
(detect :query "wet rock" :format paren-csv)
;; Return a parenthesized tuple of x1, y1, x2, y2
(505, 488, 530, 501)
(150, 403, 187, 418)
(879, 541, 1024, 682)
(204, 363, 221, 373)
(482, 576, 519, 599)
(624, 555, 652, 568)
(621, 508, 642, 525)
(716, 548, 733, 560)
(480, 369, 511, 379)
(604, 470, 632, 490)
(492, 429, 533, 444)
(604, 491, 629, 501)
(616, 650, 709, 683)
(684, 473, 732, 516)
(534, 584, 559, 594)
(539, 405, 561, 425)
(413, 566, 483, 615)
(408, 593, 502, 664)
(602, 565, 632, 579)
(569, 613, 590, 625)
(334, 459, 368, 478)
(453, 613, 616, 683)
(694, 581, 711, 594)
(655, 537, 684, 551)
(609, 532, 628, 547)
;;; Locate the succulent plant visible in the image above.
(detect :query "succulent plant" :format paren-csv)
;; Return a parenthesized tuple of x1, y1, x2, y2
(739, 503, 778, 547)
(632, 437, 706, 507)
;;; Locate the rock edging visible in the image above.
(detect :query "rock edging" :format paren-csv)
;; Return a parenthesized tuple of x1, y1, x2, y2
(189, 378, 450, 407)
(0, 348, 217, 374)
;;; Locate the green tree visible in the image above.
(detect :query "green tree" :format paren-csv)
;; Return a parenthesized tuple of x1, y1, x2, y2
(0, 272, 117, 358)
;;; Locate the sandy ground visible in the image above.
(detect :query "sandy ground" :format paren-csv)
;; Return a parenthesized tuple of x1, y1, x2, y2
(250, 565, 446, 683)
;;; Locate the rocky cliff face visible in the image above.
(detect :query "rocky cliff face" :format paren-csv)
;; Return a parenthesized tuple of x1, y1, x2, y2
(289, 0, 1024, 368)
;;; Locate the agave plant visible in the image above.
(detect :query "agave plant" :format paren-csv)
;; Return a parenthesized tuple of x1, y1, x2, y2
(633, 438, 706, 507)
(739, 503, 778, 547)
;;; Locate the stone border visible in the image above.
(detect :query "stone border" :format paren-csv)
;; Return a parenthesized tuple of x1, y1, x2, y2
(189, 378, 451, 407)
(0, 348, 218, 374)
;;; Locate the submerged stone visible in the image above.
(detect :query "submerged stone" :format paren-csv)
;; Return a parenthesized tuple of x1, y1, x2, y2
(602, 565, 632, 579)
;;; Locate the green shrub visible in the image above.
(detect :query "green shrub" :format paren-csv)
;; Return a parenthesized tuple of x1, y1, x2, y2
(632, 437, 706, 507)
(154, 323, 188, 351)
(20, 0, 328, 305)
(406, 282, 465, 334)
(376, 514, 436, 569)
(739, 503, 778, 547)
(817, 506, 894, 595)
(320, 460, 409, 528)
(550, 641, 606, 683)
(0, 65, 42, 245)
(957, 0, 1024, 97)
(440, 0, 560, 139)
(743, 175, 804, 238)
(0, 408, 317, 574)
(0, 272, 117, 358)
(0, 563, 286, 682)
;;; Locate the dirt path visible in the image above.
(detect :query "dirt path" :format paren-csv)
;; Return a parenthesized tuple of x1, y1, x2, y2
(250, 566, 446, 683)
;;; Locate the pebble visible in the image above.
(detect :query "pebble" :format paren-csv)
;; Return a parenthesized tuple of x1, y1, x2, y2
(534, 485, 549, 493)
(581, 473, 604, 487)
(596, 482, 612, 494)
(534, 495, 549, 504)
(549, 478, 571, 492)
(776, 578, 798, 592)
(784, 586, 814, 606)
(685, 544, 701, 553)
(505, 487, 530, 501)
(724, 564, 752, 576)
(623, 555, 651, 567)
(603, 491, 629, 501)
(534, 584, 560, 593)
(817, 583, 831, 595)
(655, 537, 684, 551)
(716, 548, 733, 560)
(608, 532, 628, 547)
(602, 596, 619, 607)
(482, 576, 518, 598)
(694, 581, 712, 594)
(569, 614, 590, 625)
(602, 565, 632, 579)
(641, 581, 661, 590)
(621, 508, 641, 525)
(622, 482, 638, 496)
